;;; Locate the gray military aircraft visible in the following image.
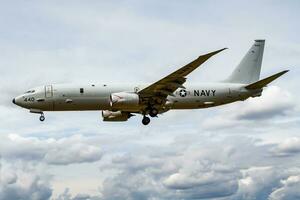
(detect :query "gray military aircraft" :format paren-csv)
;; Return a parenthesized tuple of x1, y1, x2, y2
(13, 40, 288, 125)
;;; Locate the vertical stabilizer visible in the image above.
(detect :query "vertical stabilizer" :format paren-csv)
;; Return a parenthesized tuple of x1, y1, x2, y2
(226, 40, 265, 84)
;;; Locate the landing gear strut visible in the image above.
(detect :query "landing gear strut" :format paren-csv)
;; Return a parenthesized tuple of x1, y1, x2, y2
(149, 108, 158, 118)
(39, 113, 45, 122)
(30, 109, 45, 122)
(142, 116, 150, 125)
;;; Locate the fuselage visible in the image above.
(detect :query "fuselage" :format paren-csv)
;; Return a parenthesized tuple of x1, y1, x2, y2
(13, 83, 258, 113)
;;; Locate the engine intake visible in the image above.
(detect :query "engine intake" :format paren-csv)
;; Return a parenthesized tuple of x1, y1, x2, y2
(110, 92, 140, 109)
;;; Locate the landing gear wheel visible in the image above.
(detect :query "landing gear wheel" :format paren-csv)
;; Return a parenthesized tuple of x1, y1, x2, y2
(39, 114, 45, 122)
(142, 116, 150, 125)
(149, 108, 158, 118)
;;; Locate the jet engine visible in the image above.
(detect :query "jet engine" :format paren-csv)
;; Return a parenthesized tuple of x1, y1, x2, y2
(102, 110, 133, 121)
(110, 92, 140, 109)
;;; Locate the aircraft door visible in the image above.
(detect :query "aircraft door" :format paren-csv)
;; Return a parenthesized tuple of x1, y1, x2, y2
(44, 85, 54, 110)
(45, 85, 53, 98)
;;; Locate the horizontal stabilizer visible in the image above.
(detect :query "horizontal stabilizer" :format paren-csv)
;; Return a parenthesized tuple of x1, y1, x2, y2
(245, 70, 289, 90)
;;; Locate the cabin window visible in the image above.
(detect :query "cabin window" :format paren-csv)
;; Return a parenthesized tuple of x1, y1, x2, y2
(80, 88, 84, 94)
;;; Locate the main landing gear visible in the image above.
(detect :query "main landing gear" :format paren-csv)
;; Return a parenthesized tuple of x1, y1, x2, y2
(141, 108, 158, 125)
(149, 108, 158, 118)
(142, 116, 150, 125)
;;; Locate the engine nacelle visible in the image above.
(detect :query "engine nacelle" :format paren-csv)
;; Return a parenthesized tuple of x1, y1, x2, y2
(102, 110, 131, 121)
(110, 92, 140, 109)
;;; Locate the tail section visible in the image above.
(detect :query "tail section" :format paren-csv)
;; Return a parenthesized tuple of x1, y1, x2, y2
(226, 40, 265, 84)
(245, 70, 289, 90)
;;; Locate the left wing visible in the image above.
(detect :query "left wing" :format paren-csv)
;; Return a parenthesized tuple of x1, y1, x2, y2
(138, 48, 227, 100)
(245, 70, 289, 90)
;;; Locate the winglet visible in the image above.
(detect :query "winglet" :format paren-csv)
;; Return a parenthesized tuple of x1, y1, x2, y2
(245, 70, 289, 90)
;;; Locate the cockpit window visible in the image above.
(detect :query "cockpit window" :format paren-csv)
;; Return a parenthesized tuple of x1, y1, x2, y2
(25, 90, 35, 94)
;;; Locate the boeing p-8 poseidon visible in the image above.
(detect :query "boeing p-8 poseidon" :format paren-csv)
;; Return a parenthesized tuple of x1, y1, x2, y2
(12, 40, 288, 125)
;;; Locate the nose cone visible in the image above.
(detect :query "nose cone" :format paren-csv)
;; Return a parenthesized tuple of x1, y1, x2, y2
(12, 98, 16, 104)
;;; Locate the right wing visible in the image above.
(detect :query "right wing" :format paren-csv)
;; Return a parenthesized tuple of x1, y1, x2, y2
(138, 48, 227, 100)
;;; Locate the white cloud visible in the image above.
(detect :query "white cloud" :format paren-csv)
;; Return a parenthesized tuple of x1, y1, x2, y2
(269, 175, 300, 200)
(200, 86, 296, 133)
(271, 137, 300, 157)
(0, 162, 52, 200)
(163, 161, 239, 199)
(55, 188, 101, 200)
(0, 134, 103, 165)
(232, 166, 282, 200)
(236, 86, 294, 120)
(98, 135, 300, 200)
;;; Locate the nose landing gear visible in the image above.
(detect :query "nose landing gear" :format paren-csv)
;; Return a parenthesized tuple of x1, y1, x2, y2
(30, 109, 45, 122)
(39, 113, 45, 122)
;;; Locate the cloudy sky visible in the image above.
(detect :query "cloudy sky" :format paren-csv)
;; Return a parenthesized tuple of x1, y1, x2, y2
(0, 0, 300, 199)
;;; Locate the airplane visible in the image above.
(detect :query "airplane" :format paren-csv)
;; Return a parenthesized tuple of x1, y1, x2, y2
(12, 40, 288, 125)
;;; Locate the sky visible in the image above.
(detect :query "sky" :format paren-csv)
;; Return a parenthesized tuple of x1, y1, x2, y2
(0, 0, 300, 199)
